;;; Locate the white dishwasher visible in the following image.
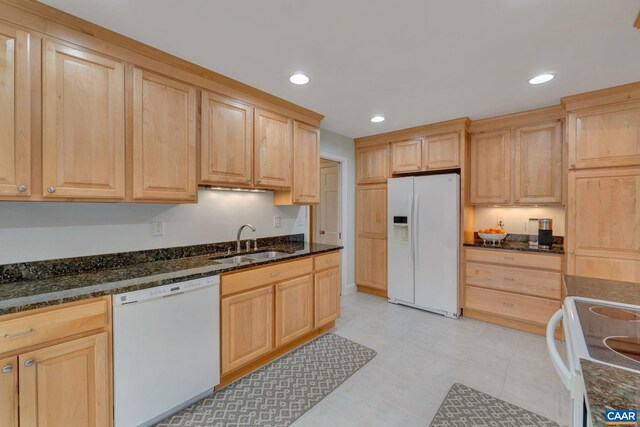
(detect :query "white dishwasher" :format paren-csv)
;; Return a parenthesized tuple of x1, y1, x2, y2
(113, 275, 220, 427)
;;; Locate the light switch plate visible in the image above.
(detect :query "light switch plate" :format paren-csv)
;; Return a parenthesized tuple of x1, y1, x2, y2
(273, 216, 281, 228)
(297, 213, 306, 226)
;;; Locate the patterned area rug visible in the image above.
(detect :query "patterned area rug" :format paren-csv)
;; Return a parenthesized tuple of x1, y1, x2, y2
(430, 383, 559, 427)
(156, 333, 376, 427)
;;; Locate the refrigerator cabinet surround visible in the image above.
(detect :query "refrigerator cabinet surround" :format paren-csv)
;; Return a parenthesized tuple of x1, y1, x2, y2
(387, 174, 460, 318)
(113, 275, 220, 427)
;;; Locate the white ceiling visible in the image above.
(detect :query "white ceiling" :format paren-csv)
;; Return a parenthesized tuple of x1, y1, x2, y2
(38, 0, 640, 139)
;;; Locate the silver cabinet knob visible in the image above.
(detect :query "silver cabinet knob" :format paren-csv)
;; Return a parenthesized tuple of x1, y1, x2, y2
(570, 163, 576, 168)
(278, 285, 283, 291)
(257, 179, 262, 183)
(18, 185, 27, 192)
(569, 250, 574, 254)
(246, 178, 251, 183)
(2, 365, 12, 374)
(267, 288, 272, 294)
(47, 187, 56, 193)
(24, 359, 34, 367)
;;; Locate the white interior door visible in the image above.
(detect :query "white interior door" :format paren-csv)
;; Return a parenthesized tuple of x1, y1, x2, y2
(317, 161, 341, 245)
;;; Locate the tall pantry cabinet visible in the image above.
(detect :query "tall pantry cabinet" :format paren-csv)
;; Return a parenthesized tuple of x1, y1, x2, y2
(563, 83, 640, 282)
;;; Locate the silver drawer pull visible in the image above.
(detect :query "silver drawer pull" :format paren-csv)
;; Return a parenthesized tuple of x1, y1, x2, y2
(2, 365, 12, 374)
(503, 256, 514, 260)
(270, 272, 280, 278)
(503, 302, 514, 307)
(4, 328, 34, 339)
(503, 277, 515, 281)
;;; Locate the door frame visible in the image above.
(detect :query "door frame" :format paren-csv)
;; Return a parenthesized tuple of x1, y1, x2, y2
(310, 151, 349, 295)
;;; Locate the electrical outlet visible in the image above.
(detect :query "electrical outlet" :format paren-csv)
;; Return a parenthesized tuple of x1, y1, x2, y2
(273, 216, 281, 228)
(152, 221, 164, 236)
(297, 213, 305, 226)
(496, 216, 505, 228)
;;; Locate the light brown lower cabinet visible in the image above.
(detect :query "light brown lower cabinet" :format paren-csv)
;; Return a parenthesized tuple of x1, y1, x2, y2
(0, 355, 18, 427)
(220, 252, 341, 381)
(275, 275, 314, 346)
(19, 333, 110, 427)
(464, 248, 562, 336)
(221, 286, 274, 375)
(0, 297, 112, 427)
(314, 268, 340, 327)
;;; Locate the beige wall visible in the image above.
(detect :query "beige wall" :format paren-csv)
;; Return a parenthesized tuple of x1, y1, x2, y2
(474, 206, 565, 236)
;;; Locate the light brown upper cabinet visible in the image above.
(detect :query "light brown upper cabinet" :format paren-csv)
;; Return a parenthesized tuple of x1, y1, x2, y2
(567, 102, 640, 169)
(132, 68, 197, 201)
(424, 132, 460, 170)
(356, 184, 387, 239)
(200, 91, 253, 187)
(42, 41, 126, 199)
(0, 23, 30, 199)
(567, 167, 640, 282)
(274, 121, 320, 205)
(469, 130, 512, 204)
(391, 138, 423, 173)
(513, 122, 563, 204)
(254, 108, 292, 189)
(356, 144, 389, 184)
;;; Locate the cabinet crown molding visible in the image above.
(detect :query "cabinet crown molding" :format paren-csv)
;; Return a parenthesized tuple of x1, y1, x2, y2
(468, 105, 564, 133)
(562, 81, 640, 112)
(354, 117, 470, 147)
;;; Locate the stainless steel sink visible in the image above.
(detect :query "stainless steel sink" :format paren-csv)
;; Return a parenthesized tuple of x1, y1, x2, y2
(246, 251, 289, 260)
(211, 255, 253, 265)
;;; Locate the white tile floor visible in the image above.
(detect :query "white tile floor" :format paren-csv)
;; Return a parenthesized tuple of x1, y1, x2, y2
(292, 292, 570, 426)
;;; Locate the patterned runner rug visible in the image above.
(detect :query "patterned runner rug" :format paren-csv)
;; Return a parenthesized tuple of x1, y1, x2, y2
(156, 333, 376, 427)
(430, 383, 559, 427)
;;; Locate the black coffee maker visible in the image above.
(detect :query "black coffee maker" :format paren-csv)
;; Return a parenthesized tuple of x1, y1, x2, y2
(538, 218, 553, 249)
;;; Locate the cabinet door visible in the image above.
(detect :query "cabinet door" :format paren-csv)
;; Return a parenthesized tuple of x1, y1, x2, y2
(42, 41, 125, 199)
(356, 237, 387, 291)
(19, 332, 110, 427)
(356, 184, 387, 239)
(356, 144, 389, 184)
(221, 286, 273, 374)
(469, 130, 511, 204)
(254, 108, 292, 188)
(567, 168, 640, 282)
(314, 268, 340, 327)
(292, 121, 320, 203)
(568, 102, 640, 169)
(0, 356, 18, 427)
(513, 122, 563, 204)
(391, 138, 422, 173)
(275, 275, 313, 346)
(200, 91, 253, 186)
(424, 132, 460, 170)
(133, 68, 197, 201)
(0, 23, 30, 198)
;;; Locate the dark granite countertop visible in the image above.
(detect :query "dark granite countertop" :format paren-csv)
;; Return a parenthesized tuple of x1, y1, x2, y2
(581, 359, 640, 426)
(564, 274, 640, 306)
(463, 240, 565, 255)
(0, 240, 342, 316)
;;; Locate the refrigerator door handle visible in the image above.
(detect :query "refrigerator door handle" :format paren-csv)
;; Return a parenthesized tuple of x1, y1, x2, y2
(414, 193, 419, 266)
(409, 192, 415, 264)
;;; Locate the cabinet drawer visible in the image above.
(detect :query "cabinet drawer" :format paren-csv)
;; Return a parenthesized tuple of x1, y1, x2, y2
(465, 248, 561, 271)
(314, 252, 340, 271)
(465, 286, 560, 326)
(466, 262, 561, 300)
(0, 299, 109, 354)
(221, 258, 313, 296)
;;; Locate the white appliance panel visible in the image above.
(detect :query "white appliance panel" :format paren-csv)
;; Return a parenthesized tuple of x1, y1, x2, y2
(388, 177, 415, 304)
(414, 174, 459, 316)
(113, 276, 220, 427)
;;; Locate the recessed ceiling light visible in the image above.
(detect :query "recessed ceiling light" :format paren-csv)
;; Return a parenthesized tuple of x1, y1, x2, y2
(289, 73, 309, 85)
(370, 115, 385, 123)
(528, 73, 555, 85)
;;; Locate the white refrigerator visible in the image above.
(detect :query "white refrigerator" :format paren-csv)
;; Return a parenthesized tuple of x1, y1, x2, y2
(387, 174, 460, 318)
